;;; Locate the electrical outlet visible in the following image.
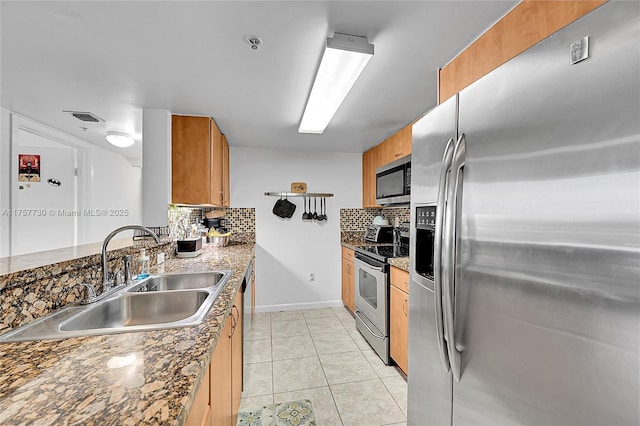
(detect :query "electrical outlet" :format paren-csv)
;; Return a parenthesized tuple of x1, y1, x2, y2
(310, 273, 315, 282)
(157, 252, 165, 265)
(570, 36, 589, 65)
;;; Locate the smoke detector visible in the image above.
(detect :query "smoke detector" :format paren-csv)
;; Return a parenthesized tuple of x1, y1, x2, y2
(246, 35, 262, 50)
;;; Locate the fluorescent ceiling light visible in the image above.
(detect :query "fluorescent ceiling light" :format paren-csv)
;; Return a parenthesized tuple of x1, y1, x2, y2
(106, 131, 134, 148)
(299, 33, 374, 134)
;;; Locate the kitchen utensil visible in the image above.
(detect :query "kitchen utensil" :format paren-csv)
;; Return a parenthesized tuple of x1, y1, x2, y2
(203, 217, 224, 229)
(312, 197, 318, 220)
(318, 198, 325, 221)
(302, 196, 309, 219)
(372, 215, 389, 225)
(208, 235, 229, 247)
(322, 197, 328, 221)
(204, 210, 225, 219)
(273, 195, 296, 218)
(307, 197, 313, 220)
(316, 198, 323, 221)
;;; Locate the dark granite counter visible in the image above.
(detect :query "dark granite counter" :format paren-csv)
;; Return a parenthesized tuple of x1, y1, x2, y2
(389, 257, 410, 272)
(340, 241, 361, 252)
(341, 241, 410, 272)
(0, 243, 254, 425)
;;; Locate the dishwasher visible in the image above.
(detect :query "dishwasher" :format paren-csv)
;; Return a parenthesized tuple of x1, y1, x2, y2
(241, 259, 253, 388)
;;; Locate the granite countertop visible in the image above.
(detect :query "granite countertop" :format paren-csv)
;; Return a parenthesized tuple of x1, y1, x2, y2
(340, 241, 362, 251)
(0, 237, 142, 275)
(0, 243, 254, 426)
(388, 257, 410, 272)
(341, 241, 410, 272)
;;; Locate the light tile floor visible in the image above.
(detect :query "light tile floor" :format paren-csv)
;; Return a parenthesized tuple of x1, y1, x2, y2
(241, 306, 407, 426)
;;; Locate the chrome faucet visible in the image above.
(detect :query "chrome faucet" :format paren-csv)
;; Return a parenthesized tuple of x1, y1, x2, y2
(78, 283, 98, 304)
(102, 225, 160, 291)
(123, 255, 133, 285)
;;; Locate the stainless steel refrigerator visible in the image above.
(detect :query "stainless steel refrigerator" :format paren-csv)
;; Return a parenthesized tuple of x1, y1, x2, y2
(408, 3, 640, 425)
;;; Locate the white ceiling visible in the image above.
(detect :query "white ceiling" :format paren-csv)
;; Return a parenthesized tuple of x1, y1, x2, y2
(1, 1, 517, 163)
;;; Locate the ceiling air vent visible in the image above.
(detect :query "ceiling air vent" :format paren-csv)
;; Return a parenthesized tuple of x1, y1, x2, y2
(63, 110, 104, 123)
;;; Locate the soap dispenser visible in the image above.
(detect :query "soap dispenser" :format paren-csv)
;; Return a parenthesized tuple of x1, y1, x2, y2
(137, 248, 150, 279)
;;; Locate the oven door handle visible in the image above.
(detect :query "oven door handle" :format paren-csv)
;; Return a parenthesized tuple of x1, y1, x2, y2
(354, 255, 385, 271)
(354, 310, 386, 340)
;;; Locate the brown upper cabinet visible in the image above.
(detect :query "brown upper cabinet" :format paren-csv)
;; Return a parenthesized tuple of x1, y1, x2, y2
(438, 0, 605, 103)
(172, 115, 230, 206)
(221, 134, 230, 207)
(362, 124, 412, 208)
(379, 126, 412, 165)
(362, 144, 381, 208)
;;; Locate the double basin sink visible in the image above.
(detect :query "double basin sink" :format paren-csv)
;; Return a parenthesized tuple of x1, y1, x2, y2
(0, 271, 232, 342)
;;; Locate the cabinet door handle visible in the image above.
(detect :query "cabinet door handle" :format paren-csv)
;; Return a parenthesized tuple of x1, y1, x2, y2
(402, 299, 408, 316)
(395, 153, 401, 157)
(230, 305, 239, 337)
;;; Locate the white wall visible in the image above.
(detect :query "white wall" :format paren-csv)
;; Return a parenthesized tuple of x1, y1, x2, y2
(11, 130, 78, 255)
(0, 110, 11, 257)
(0, 112, 142, 256)
(230, 146, 361, 312)
(141, 109, 171, 228)
(82, 146, 142, 244)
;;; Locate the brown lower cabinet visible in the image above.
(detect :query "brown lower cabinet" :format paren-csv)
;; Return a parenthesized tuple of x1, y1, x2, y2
(185, 365, 211, 426)
(186, 290, 243, 426)
(231, 293, 243, 425)
(341, 247, 355, 312)
(390, 267, 409, 375)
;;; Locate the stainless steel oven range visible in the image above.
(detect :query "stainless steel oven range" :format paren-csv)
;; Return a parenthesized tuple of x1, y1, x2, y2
(354, 238, 408, 365)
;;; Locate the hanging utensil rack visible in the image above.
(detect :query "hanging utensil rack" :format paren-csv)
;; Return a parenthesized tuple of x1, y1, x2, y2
(264, 192, 334, 198)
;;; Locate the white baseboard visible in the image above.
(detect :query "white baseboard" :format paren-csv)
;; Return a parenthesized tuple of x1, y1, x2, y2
(254, 300, 344, 313)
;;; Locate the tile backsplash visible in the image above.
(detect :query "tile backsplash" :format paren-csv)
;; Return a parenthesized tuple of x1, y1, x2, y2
(339, 206, 410, 231)
(340, 208, 380, 231)
(168, 206, 256, 243)
(212, 208, 256, 234)
(386, 206, 411, 226)
(339, 206, 410, 244)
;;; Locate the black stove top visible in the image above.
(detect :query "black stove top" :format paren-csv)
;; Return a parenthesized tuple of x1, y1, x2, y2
(354, 244, 409, 263)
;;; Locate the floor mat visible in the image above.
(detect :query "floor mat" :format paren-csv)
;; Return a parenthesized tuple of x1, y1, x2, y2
(237, 399, 316, 426)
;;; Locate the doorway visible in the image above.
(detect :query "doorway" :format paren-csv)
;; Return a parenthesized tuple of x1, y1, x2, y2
(10, 119, 83, 256)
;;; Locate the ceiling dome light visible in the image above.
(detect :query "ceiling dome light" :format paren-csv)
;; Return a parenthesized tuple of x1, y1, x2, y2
(106, 131, 134, 148)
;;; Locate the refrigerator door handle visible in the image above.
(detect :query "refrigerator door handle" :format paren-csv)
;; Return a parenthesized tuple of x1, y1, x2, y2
(434, 137, 455, 373)
(443, 133, 466, 383)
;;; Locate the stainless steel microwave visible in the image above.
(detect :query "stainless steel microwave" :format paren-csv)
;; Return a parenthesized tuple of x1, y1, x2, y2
(376, 154, 411, 205)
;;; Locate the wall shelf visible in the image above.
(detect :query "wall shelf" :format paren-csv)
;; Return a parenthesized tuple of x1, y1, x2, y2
(264, 192, 334, 198)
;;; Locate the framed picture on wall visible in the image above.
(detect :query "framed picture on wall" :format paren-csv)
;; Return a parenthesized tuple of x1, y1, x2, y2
(18, 154, 41, 182)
